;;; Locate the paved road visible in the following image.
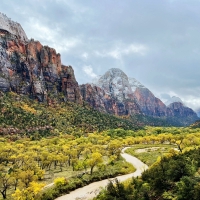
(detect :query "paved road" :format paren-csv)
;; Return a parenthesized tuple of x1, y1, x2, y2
(55, 147, 148, 200)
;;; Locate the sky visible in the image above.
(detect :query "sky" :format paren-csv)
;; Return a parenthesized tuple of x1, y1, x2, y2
(1, 0, 200, 111)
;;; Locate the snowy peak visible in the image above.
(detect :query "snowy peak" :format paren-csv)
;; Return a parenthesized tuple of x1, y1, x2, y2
(107, 68, 127, 77)
(82, 68, 199, 125)
(93, 68, 145, 101)
(165, 96, 183, 106)
(128, 77, 145, 92)
(0, 12, 28, 42)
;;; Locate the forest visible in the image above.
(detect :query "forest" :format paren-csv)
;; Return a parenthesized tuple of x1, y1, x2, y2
(0, 92, 200, 199)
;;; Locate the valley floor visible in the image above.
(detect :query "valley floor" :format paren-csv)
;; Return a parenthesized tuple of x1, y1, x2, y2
(55, 147, 148, 200)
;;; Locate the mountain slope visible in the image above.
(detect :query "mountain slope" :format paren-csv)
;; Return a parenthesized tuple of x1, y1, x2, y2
(80, 83, 141, 116)
(134, 87, 170, 117)
(81, 68, 199, 126)
(0, 92, 142, 138)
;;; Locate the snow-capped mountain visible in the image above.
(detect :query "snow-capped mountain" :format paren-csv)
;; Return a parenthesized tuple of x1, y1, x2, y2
(94, 68, 144, 102)
(80, 68, 199, 125)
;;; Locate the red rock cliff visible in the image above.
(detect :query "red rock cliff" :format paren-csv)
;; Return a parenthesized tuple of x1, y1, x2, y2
(0, 16, 82, 104)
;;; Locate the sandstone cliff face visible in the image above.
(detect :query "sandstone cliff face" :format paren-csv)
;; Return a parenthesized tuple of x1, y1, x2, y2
(0, 14, 82, 104)
(96, 68, 135, 101)
(133, 87, 170, 117)
(60, 65, 82, 104)
(84, 68, 167, 117)
(80, 83, 141, 115)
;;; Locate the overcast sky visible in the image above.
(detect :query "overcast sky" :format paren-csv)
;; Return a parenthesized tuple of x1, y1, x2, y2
(1, 0, 200, 111)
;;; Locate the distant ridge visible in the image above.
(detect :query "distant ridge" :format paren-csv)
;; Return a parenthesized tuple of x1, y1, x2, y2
(80, 68, 199, 126)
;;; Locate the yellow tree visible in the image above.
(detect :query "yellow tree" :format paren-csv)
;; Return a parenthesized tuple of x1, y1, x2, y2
(18, 170, 37, 188)
(107, 140, 122, 159)
(0, 172, 14, 199)
(87, 152, 103, 175)
(174, 135, 185, 152)
(12, 181, 45, 200)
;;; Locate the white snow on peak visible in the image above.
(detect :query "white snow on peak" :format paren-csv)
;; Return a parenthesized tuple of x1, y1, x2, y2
(107, 68, 127, 76)
(128, 77, 145, 92)
(0, 12, 28, 42)
(165, 96, 183, 106)
(91, 68, 146, 102)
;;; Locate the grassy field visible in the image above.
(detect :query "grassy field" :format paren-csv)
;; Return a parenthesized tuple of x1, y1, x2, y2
(125, 144, 177, 166)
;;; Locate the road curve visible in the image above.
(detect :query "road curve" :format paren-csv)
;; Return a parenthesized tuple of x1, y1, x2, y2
(55, 147, 148, 200)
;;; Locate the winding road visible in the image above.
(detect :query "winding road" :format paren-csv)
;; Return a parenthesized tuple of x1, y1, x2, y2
(55, 147, 148, 200)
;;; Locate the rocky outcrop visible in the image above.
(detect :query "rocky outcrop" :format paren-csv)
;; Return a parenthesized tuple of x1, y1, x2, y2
(80, 68, 142, 116)
(94, 68, 145, 101)
(0, 12, 28, 42)
(134, 88, 198, 123)
(60, 65, 82, 104)
(80, 83, 141, 115)
(134, 87, 171, 117)
(0, 14, 82, 104)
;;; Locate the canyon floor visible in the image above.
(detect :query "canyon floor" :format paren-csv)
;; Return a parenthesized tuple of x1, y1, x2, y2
(55, 147, 148, 200)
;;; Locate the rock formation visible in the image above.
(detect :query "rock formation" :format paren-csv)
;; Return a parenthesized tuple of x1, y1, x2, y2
(0, 12, 28, 42)
(168, 102, 197, 118)
(80, 68, 142, 116)
(134, 87, 171, 117)
(81, 68, 168, 117)
(0, 13, 82, 104)
(80, 83, 141, 115)
(81, 68, 198, 125)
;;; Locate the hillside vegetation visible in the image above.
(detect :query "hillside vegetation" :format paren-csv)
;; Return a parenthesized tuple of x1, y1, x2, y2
(0, 92, 142, 139)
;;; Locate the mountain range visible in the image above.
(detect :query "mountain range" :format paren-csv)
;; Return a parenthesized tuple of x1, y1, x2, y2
(0, 13, 198, 127)
(80, 68, 198, 126)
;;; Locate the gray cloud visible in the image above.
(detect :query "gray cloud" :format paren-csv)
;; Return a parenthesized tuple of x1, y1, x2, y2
(1, 0, 200, 110)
